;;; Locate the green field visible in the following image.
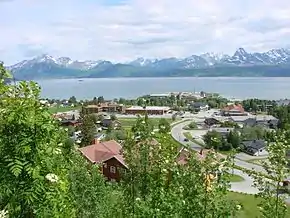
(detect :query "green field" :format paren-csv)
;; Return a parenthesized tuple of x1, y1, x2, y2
(227, 173, 245, 182)
(48, 106, 81, 113)
(183, 132, 205, 146)
(228, 192, 290, 218)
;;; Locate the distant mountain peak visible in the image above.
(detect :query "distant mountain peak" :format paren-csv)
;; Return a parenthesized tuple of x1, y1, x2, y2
(8, 47, 290, 79)
(234, 48, 248, 56)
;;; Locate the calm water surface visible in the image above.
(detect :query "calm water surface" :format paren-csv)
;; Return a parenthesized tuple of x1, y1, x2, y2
(36, 77, 290, 100)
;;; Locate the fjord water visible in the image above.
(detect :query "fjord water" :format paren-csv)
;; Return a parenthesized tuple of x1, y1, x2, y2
(36, 77, 290, 100)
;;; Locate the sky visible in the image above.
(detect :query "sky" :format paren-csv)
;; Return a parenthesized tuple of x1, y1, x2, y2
(1, 0, 290, 65)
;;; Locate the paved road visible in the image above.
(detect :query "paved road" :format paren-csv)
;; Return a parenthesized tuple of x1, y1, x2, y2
(171, 114, 266, 174)
(230, 169, 258, 194)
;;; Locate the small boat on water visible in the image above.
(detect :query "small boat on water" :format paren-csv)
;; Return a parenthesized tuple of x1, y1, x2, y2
(78, 79, 84, 82)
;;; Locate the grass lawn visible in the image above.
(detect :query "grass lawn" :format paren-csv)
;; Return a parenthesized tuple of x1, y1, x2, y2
(228, 192, 290, 218)
(48, 106, 81, 113)
(183, 132, 205, 146)
(247, 158, 269, 166)
(226, 173, 245, 182)
(118, 118, 174, 129)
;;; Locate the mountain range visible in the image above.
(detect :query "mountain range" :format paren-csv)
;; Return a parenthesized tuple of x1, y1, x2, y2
(6, 47, 290, 80)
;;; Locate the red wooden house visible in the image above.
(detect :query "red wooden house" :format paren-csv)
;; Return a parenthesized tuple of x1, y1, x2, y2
(78, 140, 128, 182)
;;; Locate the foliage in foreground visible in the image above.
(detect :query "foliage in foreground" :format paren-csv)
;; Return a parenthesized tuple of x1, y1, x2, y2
(1, 62, 290, 217)
(250, 131, 290, 218)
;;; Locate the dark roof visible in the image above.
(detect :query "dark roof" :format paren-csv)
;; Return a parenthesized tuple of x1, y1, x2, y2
(191, 102, 208, 108)
(242, 140, 266, 150)
(95, 133, 105, 138)
(243, 118, 257, 126)
(61, 120, 79, 124)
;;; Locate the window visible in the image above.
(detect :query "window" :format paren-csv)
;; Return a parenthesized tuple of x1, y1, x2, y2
(103, 163, 107, 168)
(110, 166, 116, 174)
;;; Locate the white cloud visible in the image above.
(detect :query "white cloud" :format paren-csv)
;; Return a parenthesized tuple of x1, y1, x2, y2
(1, 0, 290, 65)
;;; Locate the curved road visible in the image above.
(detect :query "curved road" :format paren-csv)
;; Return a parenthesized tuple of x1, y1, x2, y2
(170, 112, 266, 195)
(171, 118, 266, 173)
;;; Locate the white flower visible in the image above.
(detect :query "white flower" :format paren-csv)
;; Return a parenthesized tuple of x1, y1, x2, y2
(236, 204, 242, 210)
(54, 148, 62, 154)
(0, 210, 8, 218)
(142, 121, 146, 124)
(45, 173, 59, 183)
(135, 197, 141, 201)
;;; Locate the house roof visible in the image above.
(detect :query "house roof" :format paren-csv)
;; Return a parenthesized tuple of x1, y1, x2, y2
(126, 106, 170, 111)
(210, 128, 234, 133)
(176, 148, 221, 165)
(242, 140, 266, 150)
(243, 118, 257, 126)
(191, 102, 208, 108)
(85, 105, 101, 109)
(222, 104, 245, 113)
(78, 140, 127, 168)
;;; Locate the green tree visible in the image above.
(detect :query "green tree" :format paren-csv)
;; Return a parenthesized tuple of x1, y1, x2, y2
(68, 96, 77, 104)
(203, 131, 223, 150)
(171, 113, 177, 121)
(110, 114, 117, 121)
(0, 65, 73, 217)
(122, 116, 238, 217)
(250, 131, 290, 218)
(69, 153, 124, 218)
(227, 130, 241, 149)
(97, 96, 105, 103)
(188, 121, 198, 129)
(79, 109, 96, 147)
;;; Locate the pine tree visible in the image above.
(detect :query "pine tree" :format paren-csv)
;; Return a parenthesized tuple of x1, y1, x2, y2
(79, 107, 96, 147)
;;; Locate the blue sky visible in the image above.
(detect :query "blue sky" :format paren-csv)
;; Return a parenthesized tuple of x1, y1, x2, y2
(1, 0, 290, 65)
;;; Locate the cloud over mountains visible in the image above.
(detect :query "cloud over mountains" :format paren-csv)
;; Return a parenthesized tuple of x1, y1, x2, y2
(1, 0, 290, 65)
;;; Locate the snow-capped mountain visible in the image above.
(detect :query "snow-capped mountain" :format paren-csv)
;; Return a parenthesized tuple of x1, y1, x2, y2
(6, 47, 290, 79)
(9, 54, 103, 71)
(200, 52, 230, 66)
(129, 57, 157, 67)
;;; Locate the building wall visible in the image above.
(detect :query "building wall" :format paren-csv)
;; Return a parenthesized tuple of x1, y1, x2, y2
(84, 107, 101, 114)
(102, 158, 126, 182)
(125, 109, 166, 115)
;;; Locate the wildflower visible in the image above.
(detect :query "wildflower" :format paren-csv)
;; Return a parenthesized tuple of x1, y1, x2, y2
(236, 204, 242, 210)
(135, 197, 141, 201)
(0, 210, 8, 218)
(54, 148, 62, 154)
(142, 121, 146, 124)
(45, 173, 59, 183)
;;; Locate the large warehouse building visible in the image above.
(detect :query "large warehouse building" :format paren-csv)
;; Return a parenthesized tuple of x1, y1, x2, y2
(125, 106, 170, 115)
